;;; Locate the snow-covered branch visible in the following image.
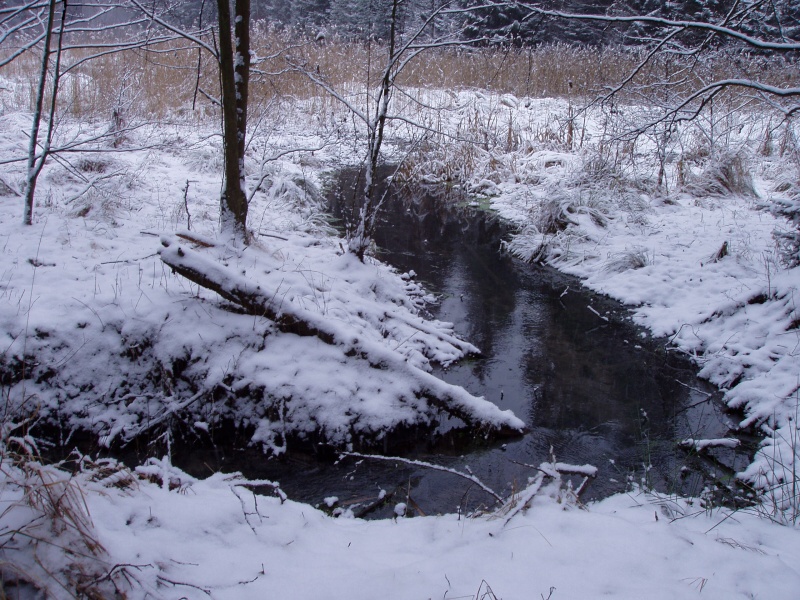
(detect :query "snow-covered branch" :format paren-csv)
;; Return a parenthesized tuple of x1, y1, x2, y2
(342, 452, 504, 503)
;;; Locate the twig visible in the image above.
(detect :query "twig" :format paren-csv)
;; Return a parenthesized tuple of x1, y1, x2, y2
(175, 232, 214, 247)
(502, 473, 546, 525)
(63, 170, 126, 204)
(100, 253, 157, 265)
(258, 232, 289, 241)
(342, 452, 503, 503)
(71, 297, 105, 330)
(156, 576, 212, 596)
(182, 179, 193, 231)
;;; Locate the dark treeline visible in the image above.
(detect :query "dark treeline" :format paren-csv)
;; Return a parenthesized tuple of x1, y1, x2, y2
(246, 0, 800, 47)
(89, 1, 797, 48)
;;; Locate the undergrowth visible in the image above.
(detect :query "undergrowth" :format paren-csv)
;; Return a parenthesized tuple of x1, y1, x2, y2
(0, 423, 138, 598)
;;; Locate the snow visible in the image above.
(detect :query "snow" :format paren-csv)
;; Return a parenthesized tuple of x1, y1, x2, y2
(0, 85, 799, 597)
(553, 462, 599, 477)
(4, 454, 799, 599)
(680, 438, 742, 451)
(90, 480, 800, 598)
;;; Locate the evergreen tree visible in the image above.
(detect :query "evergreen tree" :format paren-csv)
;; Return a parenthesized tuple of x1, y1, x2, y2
(290, 0, 331, 31)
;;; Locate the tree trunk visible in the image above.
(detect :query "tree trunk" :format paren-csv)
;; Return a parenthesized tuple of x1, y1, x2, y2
(23, 0, 61, 226)
(349, 0, 400, 261)
(216, 0, 250, 242)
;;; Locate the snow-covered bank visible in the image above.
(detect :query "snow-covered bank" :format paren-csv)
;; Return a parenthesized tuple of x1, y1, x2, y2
(88, 472, 800, 599)
(3, 453, 799, 599)
(398, 90, 800, 516)
(499, 144, 800, 517)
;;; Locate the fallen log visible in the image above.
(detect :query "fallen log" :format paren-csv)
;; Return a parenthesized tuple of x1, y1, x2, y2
(158, 236, 526, 435)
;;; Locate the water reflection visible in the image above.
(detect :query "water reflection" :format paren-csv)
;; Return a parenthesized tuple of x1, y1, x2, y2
(321, 168, 751, 515)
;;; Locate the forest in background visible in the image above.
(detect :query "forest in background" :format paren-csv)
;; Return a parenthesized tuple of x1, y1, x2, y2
(138, 0, 800, 46)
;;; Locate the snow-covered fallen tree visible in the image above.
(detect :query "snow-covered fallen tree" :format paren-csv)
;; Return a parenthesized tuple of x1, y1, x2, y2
(156, 234, 525, 443)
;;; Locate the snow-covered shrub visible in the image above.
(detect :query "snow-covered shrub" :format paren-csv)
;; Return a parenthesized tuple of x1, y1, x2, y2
(75, 156, 112, 174)
(504, 153, 653, 263)
(399, 144, 474, 189)
(604, 248, 651, 273)
(765, 127, 800, 266)
(184, 144, 225, 173)
(770, 182, 800, 267)
(685, 151, 755, 198)
(251, 170, 332, 235)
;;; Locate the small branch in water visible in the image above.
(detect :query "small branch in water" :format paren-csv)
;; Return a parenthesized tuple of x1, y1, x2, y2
(679, 438, 741, 452)
(587, 305, 609, 322)
(672, 378, 714, 398)
(341, 452, 503, 504)
(352, 489, 396, 519)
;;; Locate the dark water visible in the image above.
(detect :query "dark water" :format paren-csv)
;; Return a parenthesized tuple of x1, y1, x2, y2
(153, 169, 754, 519)
(292, 168, 753, 516)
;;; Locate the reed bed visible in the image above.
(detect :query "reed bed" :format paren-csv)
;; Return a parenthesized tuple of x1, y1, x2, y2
(1, 26, 796, 122)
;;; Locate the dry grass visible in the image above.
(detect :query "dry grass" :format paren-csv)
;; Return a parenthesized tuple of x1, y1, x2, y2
(0, 429, 138, 598)
(2, 27, 796, 122)
(685, 151, 756, 198)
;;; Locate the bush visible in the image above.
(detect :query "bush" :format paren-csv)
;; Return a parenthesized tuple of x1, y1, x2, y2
(685, 151, 755, 198)
(771, 182, 800, 267)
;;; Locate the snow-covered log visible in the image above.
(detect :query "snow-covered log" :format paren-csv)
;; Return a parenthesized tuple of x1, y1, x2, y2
(158, 236, 526, 436)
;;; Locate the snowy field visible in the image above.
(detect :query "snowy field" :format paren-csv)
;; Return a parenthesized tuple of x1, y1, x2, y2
(1, 85, 800, 597)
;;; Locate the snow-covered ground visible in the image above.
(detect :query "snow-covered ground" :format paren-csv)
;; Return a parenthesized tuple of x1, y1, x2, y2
(1, 86, 800, 597)
(4, 454, 800, 599)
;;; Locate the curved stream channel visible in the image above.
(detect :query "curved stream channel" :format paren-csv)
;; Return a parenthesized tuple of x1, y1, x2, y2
(174, 169, 755, 518)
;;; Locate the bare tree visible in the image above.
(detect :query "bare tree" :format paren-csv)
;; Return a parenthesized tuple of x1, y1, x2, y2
(2, 0, 181, 225)
(22, 0, 65, 226)
(515, 1, 800, 127)
(290, 0, 496, 261)
(3, 0, 255, 240)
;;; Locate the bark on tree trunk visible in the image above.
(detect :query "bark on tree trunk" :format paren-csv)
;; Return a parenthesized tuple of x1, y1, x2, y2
(23, 0, 64, 226)
(216, 0, 250, 242)
(349, 0, 400, 261)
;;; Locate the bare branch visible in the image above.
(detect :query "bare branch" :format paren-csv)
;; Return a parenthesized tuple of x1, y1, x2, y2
(126, 0, 218, 56)
(342, 452, 504, 504)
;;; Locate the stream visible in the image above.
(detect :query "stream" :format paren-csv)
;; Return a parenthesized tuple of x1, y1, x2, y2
(320, 169, 754, 515)
(168, 168, 755, 519)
